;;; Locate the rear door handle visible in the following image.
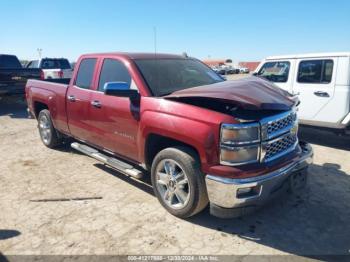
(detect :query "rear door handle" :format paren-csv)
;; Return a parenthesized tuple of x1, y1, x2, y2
(91, 100, 102, 108)
(314, 91, 330, 97)
(67, 95, 76, 102)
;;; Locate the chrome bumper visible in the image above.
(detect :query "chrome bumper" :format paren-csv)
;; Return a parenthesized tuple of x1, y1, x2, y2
(205, 142, 313, 218)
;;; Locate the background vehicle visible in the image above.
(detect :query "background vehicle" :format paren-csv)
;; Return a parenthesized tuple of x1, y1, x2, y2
(212, 65, 238, 75)
(212, 65, 226, 75)
(26, 58, 72, 79)
(239, 66, 250, 73)
(223, 65, 239, 74)
(26, 52, 312, 219)
(70, 62, 77, 70)
(255, 52, 350, 135)
(0, 54, 41, 96)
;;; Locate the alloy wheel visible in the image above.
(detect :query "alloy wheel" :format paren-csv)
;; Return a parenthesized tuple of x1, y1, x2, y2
(155, 159, 191, 209)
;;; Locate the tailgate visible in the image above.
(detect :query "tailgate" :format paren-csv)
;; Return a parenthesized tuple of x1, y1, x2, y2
(0, 68, 41, 95)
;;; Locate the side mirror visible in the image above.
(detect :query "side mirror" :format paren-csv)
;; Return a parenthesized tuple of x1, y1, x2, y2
(104, 82, 139, 100)
(252, 72, 258, 76)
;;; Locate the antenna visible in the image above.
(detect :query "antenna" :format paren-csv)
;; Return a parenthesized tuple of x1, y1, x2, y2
(153, 26, 157, 55)
(153, 26, 159, 88)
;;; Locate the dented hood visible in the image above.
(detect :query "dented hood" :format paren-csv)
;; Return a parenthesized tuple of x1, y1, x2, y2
(165, 77, 297, 110)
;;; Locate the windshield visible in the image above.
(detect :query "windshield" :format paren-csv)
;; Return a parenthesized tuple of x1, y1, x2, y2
(134, 58, 224, 96)
(257, 61, 290, 83)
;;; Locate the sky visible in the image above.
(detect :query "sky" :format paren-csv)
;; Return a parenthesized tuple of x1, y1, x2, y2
(1, 0, 350, 62)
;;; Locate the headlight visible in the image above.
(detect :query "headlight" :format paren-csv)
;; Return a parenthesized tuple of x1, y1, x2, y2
(220, 145, 259, 165)
(221, 123, 260, 144)
(220, 123, 260, 166)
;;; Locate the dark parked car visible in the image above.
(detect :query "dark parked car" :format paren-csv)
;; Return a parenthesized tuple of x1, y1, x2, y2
(0, 54, 42, 96)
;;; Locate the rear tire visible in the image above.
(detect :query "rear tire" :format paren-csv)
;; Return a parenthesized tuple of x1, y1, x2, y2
(38, 109, 62, 148)
(151, 146, 208, 218)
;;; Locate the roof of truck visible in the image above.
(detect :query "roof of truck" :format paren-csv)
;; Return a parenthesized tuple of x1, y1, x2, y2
(266, 52, 350, 60)
(83, 52, 187, 60)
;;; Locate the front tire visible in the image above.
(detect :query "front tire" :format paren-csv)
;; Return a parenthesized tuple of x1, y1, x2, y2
(151, 146, 208, 218)
(38, 109, 62, 148)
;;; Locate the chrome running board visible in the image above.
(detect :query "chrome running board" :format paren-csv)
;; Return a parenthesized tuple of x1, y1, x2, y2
(71, 142, 143, 179)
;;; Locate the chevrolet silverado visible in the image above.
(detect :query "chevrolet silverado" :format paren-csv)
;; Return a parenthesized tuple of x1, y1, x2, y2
(25, 52, 313, 218)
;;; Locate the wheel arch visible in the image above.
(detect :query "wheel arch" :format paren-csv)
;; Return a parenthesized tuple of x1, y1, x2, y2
(33, 101, 49, 118)
(144, 133, 201, 171)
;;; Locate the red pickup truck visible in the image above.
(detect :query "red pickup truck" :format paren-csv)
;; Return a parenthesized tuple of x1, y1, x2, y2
(26, 52, 313, 218)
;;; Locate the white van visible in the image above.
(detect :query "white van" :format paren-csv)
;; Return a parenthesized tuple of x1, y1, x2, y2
(254, 52, 350, 134)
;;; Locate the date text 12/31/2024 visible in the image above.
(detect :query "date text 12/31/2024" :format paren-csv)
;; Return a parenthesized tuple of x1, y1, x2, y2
(127, 255, 219, 261)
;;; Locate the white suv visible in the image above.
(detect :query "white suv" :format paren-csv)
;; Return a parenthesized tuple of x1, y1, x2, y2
(27, 58, 72, 79)
(255, 52, 350, 135)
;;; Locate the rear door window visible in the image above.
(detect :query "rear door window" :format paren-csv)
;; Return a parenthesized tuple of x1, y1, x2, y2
(297, 59, 334, 84)
(41, 59, 71, 69)
(41, 59, 56, 69)
(75, 58, 97, 89)
(56, 59, 71, 69)
(98, 59, 132, 91)
(257, 61, 290, 82)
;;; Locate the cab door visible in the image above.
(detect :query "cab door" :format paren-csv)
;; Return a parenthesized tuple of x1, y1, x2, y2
(291, 58, 337, 121)
(66, 58, 97, 142)
(88, 58, 140, 161)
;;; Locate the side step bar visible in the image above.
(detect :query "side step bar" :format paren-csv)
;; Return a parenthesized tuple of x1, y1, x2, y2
(71, 142, 143, 179)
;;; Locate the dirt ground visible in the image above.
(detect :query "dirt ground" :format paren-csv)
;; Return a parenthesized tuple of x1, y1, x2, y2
(0, 93, 350, 259)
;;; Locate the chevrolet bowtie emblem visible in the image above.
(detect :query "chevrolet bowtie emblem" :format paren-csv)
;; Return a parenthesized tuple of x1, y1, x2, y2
(11, 76, 23, 80)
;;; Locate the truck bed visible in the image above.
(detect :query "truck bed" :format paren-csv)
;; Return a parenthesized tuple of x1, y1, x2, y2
(26, 78, 70, 134)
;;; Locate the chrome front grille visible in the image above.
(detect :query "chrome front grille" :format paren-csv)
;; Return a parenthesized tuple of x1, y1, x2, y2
(261, 111, 297, 140)
(262, 132, 298, 162)
(267, 113, 296, 136)
(260, 110, 298, 162)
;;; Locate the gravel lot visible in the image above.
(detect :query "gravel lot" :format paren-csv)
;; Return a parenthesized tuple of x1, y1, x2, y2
(1, 91, 350, 258)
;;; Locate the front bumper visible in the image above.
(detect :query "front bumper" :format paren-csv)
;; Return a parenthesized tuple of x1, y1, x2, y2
(205, 142, 313, 218)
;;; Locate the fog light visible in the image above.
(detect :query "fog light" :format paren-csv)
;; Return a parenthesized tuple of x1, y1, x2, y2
(237, 185, 261, 198)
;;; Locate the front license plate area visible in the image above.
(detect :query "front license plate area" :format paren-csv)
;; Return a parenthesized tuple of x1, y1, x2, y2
(289, 169, 308, 192)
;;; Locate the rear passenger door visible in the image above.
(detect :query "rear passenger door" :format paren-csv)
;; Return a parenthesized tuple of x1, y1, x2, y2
(67, 58, 97, 142)
(292, 58, 336, 121)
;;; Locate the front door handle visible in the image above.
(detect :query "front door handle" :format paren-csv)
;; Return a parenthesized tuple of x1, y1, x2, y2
(91, 100, 102, 108)
(67, 95, 76, 102)
(314, 91, 330, 97)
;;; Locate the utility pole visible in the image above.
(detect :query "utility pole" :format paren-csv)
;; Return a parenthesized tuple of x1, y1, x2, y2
(37, 48, 43, 59)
